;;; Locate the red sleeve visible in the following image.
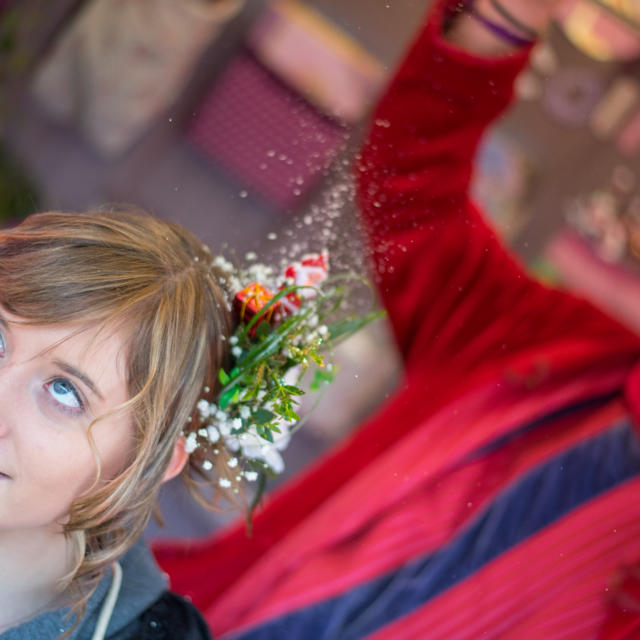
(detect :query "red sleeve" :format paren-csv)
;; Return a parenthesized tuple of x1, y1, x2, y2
(357, 0, 628, 376)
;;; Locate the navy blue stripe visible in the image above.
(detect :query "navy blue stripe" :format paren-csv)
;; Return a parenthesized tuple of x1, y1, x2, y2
(463, 389, 619, 462)
(230, 417, 640, 640)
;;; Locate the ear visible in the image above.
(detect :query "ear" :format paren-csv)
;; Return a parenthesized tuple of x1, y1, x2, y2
(162, 436, 189, 482)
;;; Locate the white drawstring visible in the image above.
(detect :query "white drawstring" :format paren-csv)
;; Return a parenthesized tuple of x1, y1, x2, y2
(90, 562, 122, 640)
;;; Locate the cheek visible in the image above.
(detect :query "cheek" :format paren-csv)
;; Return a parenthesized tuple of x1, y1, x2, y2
(5, 411, 133, 529)
(12, 426, 100, 520)
(38, 436, 97, 488)
(89, 418, 136, 481)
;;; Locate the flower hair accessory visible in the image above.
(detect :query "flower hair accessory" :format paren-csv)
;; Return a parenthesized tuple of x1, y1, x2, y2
(184, 249, 383, 516)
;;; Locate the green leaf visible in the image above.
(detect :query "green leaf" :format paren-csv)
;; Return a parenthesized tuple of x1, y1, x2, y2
(218, 369, 230, 385)
(254, 408, 275, 425)
(255, 322, 272, 340)
(220, 313, 308, 395)
(282, 384, 304, 396)
(219, 385, 238, 409)
(310, 368, 335, 391)
(242, 387, 257, 401)
(327, 310, 386, 342)
(257, 425, 274, 443)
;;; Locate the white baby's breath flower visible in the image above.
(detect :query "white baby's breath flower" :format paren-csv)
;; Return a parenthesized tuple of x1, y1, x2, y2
(184, 432, 199, 454)
(227, 457, 238, 468)
(198, 428, 208, 437)
(207, 425, 220, 443)
(212, 255, 234, 273)
(202, 460, 213, 471)
(234, 421, 292, 474)
(219, 263, 234, 276)
(224, 435, 240, 452)
(232, 346, 242, 358)
(244, 470, 258, 482)
(232, 417, 243, 430)
(239, 405, 251, 419)
(226, 276, 242, 294)
(262, 448, 285, 474)
(218, 477, 232, 488)
(229, 336, 239, 346)
(197, 399, 211, 418)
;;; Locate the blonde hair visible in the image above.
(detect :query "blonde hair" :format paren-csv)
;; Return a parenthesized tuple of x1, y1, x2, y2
(0, 205, 235, 629)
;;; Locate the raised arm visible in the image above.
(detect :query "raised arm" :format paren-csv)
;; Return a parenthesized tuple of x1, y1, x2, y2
(357, 0, 621, 374)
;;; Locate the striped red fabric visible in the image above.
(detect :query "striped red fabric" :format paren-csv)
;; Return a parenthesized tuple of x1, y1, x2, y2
(207, 389, 628, 636)
(366, 477, 640, 640)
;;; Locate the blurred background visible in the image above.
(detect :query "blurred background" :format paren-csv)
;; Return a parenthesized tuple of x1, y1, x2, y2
(2, 0, 640, 538)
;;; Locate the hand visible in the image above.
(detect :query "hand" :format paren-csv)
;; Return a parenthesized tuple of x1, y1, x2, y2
(474, 0, 560, 34)
(445, 0, 572, 55)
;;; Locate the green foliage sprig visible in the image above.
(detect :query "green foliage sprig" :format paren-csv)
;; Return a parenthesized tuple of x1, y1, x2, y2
(185, 257, 384, 516)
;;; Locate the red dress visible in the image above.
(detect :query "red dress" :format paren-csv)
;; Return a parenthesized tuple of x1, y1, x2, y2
(154, 1, 640, 637)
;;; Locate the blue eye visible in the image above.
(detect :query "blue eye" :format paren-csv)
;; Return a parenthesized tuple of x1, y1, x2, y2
(46, 378, 84, 413)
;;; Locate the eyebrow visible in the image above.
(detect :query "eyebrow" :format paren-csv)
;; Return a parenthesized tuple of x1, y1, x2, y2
(0, 310, 105, 401)
(53, 359, 105, 401)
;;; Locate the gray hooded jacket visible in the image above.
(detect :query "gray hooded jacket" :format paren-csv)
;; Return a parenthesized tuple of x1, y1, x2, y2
(0, 540, 168, 640)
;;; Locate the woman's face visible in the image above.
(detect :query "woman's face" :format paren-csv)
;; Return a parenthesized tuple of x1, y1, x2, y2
(0, 308, 133, 533)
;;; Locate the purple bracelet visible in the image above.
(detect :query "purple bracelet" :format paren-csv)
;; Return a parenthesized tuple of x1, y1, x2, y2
(465, 0, 536, 48)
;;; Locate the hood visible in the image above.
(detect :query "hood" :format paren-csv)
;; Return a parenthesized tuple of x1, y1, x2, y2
(1, 539, 168, 640)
